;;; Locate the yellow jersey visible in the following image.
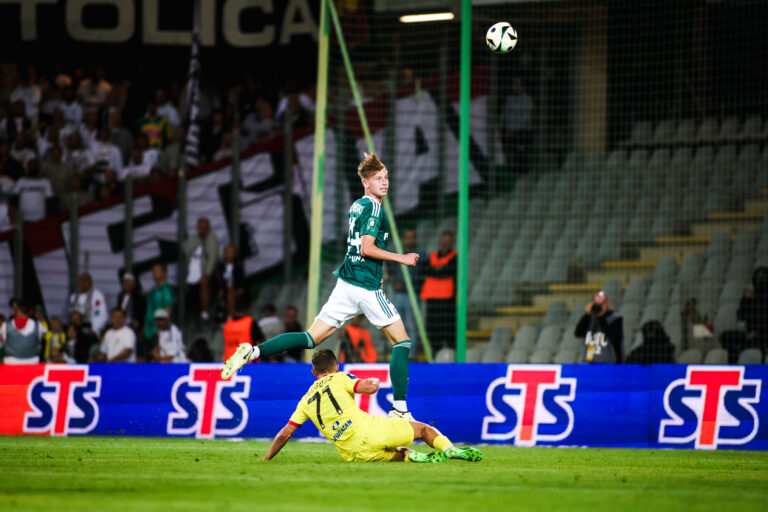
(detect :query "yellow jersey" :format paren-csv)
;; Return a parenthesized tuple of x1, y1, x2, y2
(289, 371, 372, 457)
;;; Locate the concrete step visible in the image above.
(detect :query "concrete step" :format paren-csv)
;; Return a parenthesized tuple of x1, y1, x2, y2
(691, 218, 761, 238)
(745, 198, 768, 213)
(639, 236, 710, 262)
(586, 260, 656, 286)
(478, 306, 547, 332)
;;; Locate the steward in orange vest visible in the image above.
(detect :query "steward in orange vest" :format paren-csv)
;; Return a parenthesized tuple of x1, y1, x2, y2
(421, 232, 457, 351)
(339, 318, 378, 364)
(222, 295, 265, 361)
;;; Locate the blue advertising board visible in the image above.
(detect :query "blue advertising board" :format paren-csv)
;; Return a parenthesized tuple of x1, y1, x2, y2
(2, 363, 765, 450)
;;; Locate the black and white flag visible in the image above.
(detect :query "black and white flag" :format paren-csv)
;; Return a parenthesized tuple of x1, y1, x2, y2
(183, 24, 201, 169)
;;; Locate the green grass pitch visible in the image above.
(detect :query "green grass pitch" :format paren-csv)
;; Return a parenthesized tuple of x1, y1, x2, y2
(1, 437, 767, 512)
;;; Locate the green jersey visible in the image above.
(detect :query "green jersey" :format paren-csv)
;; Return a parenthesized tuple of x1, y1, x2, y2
(334, 196, 389, 291)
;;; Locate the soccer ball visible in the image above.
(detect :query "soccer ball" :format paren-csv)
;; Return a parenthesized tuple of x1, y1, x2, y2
(486, 22, 517, 54)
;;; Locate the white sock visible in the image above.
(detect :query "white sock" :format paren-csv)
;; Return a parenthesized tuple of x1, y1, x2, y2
(248, 345, 261, 361)
(393, 400, 408, 411)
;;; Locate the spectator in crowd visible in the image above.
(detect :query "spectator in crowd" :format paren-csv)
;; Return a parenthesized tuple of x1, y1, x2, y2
(149, 309, 188, 363)
(339, 315, 377, 364)
(134, 133, 161, 169)
(34, 304, 49, 333)
(187, 337, 213, 362)
(67, 311, 98, 363)
(92, 308, 136, 362)
(501, 77, 533, 174)
(575, 291, 624, 364)
(0, 199, 13, 232)
(77, 67, 111, 115)
(41, 145, 76, 199)
(155, 88, 180, 130)
(216, 243, 244, 319)
(222, 293, 264, 361)
(3, 299, 46, 364)
(625, 320, 675, 364)
(0, 100, 31, 143)
(387, 228, 425, 357)
(68, 272, 108, 336)
(42, 315, 66, 363)
(117, 272, 145, 335)
(79, 111, 99, 149)
(421, 231, 457, 352)
(59, 86, 83, 129)
(63, 132, 94, 173)
(258, 304, 284, 341)
(213, 131, 233, 161)
(36, 124, 61, 163)
(243, 97, 276, 144)
(276, 85, 314, 129)
(162, 125, 185, 175)
(144, 263, 174, 341)
(85, 126, 123, 184)
(137, 100, 171, 150)
(202, 110, 226, 162)
(10, 66, 41, 122)
(0, 140, 24, 181)
(120, 147, 152, 182)
(11, 132, 36, 170)
(282, 305, 304, 362)
(0, 161, 14, 196)
(736, 266, 768, 357)
(183, 217, 219, 322)
(0, 313, 5, 345)
(109, 111, 133, 164)
(60, 174, 91, 211)
(97, 168, 123, 199)
(49, 108, 75, 146)
(13, 159, 53, 221)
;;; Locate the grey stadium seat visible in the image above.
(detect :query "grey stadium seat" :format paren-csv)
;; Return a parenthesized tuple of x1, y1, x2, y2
(542, 302, 569, 328)
(529, 349, 554, 364)
(720, 279, 747, 306)
(488, 327, 513, 352)
(732, 232, 757, 258)
(602, 280, 623, 309)
(435, 348, 456, 363)
(738, 348, 763, 365)
(713, 302, 740, 340)
(652, 256, 678, 283)
(623, 278, 650, 306)
(481, 347, 506, 363)
(646, 280, 672, 307)
(553, 349, 579, 364)
(512, 324, 539, 352)
(465, 346, 485, 363)
(678, 253, 705, 284)
(506, 349, 530, 364)
(640, 303, 667, 325)
(706, 234, 732, 258)
(536, 325, 562, 351)
(704, 348, 728, 365)
(677, 348, 703, 364)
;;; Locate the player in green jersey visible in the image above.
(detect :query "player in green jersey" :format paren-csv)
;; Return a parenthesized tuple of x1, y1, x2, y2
(223, 153, 421, 420)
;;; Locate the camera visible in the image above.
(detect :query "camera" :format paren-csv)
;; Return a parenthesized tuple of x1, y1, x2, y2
(590, 303, 603, 316)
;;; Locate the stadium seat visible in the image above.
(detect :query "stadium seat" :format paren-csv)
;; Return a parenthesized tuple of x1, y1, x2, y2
(758, 235, 768, 256)
(726, 255, 754, 282)
(529, 349, 554, 364)
(559, 330, 583, 352)
(713, 302, 740, 340)
(466, 346, 484, 363)
(619, 303, 642, 336)
(706, 234, 732, 258)
(481, 347, 506, 363)
(553, 349, 579, 364)
(717, 118, 740, 142)
(697, 279, 723, 321)
(677, 348, 703, 364)
(640, 303, 666, 325)
(536, 326, 562, 351)
(512, 324, 539, 352)
(435, 348, 456, 363)
(542, 258, 569, 283)
(652, 256, 678, 283)
(652, 121, 675, 146)
(695, 119, 719, 143)
(622, 278, 650, 306)
(646, 280, 672, 307)
(720, 279, 747, 306)
(739, 116, 763, 140)
(625, 121, 652, 147)
(488, 327, 513, 352)
(738, 348, 763, 365)
(505, 349, 530, 364)
(673, 119, 696, 143)
(732, 232, 757, 258)
(566, 303, 587, 329)
(701, 256, 729, 281)
(602, 280, 623, 309)
(542, 302, 569, 328)
(704, 348, 728, 365)
(678, 253, 705, 284)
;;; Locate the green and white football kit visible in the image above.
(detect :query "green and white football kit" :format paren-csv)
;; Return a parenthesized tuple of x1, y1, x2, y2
(317, 196, 401, 329)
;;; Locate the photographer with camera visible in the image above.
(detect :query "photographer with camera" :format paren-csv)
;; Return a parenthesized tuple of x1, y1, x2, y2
(574, 291, 624, 364)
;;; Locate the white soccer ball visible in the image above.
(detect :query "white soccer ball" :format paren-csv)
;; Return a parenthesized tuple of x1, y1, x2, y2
(486, 22, 517, 54)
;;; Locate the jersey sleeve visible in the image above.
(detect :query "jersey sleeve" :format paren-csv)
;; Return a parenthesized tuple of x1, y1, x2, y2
(288, 401, 309, 427)
(341, 372, 363, 395)
(359, 200, 381, 238)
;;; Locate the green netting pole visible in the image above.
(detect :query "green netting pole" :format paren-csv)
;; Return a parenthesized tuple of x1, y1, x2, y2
(307, 0, 330, 330)
(327, 0, 433, 362)
(456, 0, 472, 363)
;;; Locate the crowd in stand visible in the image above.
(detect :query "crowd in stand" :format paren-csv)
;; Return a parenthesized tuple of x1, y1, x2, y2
(0, 63, 316, 230)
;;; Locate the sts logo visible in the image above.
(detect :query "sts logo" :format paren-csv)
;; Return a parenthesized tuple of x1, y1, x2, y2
(659, 366, 761, 450)
(24, 365, 101, 436)
(482, 365, 576, 446)
(343, 363, 392, 417)
(167, 364, 250, 438)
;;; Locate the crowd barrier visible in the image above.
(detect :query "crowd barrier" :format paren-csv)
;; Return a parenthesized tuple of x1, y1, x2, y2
(0, 363, 765, 450)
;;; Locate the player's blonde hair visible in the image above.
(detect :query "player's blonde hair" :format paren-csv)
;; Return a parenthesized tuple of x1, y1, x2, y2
(357, 152, 385, 180)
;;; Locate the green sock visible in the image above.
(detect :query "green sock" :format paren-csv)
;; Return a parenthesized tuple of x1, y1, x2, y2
(390, 340, 411, 401)
(257, 332, 315, 358)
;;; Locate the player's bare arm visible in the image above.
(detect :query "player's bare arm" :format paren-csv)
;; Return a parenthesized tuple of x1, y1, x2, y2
(261, 422, 299, 461)
(355, 377, 381, 395)
(361, 235, 419, 266)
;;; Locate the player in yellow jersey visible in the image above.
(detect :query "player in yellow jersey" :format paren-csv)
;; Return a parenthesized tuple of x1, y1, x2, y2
(260, 349, 483, 463)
